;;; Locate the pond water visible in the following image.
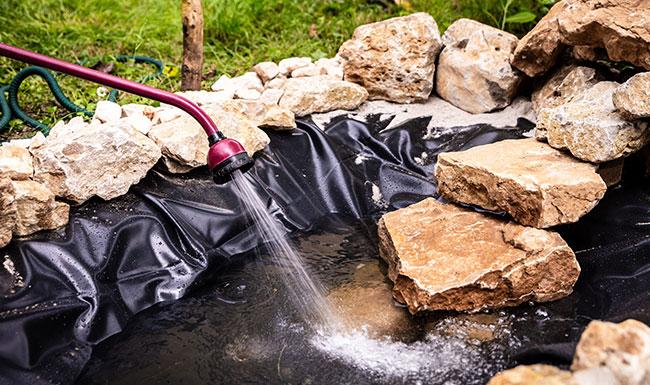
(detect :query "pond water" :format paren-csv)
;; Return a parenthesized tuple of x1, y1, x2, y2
(76, 218, 521, 385)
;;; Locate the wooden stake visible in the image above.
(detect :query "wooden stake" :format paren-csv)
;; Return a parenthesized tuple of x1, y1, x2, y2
(181, 0, 204, 91)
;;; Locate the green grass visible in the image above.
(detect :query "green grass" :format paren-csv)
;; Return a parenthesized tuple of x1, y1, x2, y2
(0, 0, 549, 139)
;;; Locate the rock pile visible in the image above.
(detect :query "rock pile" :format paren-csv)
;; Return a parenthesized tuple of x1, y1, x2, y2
(488, 319, 650, 385)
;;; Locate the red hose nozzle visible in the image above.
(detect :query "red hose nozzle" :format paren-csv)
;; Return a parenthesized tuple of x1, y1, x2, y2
(207, 133, 254, 183)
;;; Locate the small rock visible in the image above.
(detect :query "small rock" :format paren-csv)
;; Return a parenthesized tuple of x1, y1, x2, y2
(253, 61, 280, 83)
(211, 72, 263, 94)
(0, 178, 16, 248)
(338, 13, 442, 103)
(435, 138, 607, 228)
(93, 100, 123, 123)
(613, 72, 650, 120)
(315, 57, 344, 80)
(378, 198, 580, 314)
(148, 105, 269, 173)
(291, 63, 323, 78)
(4, 131, 46, 150)
(278, 57, 312, 76)
(597, 159, 624, 187)
(234, 88, 261, 100)
(175, 90, 234, 106)
(153, 107, 184, 124)
(121, 103, 156, 120)
(221, 99, 296, 130)
(278, 76, 368, 117)
(531, 65, 601, 115)
(537, 81, 650, 163)
(572, 319, 650, 385)
(487, 364, 578, 385)
(259, 88, 284, 105)
(265, 77, 287, 90)
(119, 115, 153, 135)
(11, 179, 69, 236)
(32, 119, 161, 203)
(435, 19, 522, 114)
(0, 145, 33, 180)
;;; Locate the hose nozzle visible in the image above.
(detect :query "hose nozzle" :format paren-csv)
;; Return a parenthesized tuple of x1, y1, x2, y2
(207, 133, 254, 183)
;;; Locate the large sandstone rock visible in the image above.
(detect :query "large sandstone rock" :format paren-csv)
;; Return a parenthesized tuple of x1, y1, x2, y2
(338, 13, 442, 103)
(11, 179, 69, 236)
(147, 105, 269, 173)
(31, 119, 161, 203)
(435, 19, 522, 114)
(378, 198, 580, 314)
(487, 364, 578, 385)
(613, 72, 650, 120)
(221, 99, 296, 130)
(436, 139, 607, 228)
(278, 76, 368, 117)
(0, 145, 33, 180)
(572, 320, 650, 385)
(537, 81, 650, 163)
(0, 178, 16, 248)
(531, 65, 601, 115)
(512, 0, 650, 77)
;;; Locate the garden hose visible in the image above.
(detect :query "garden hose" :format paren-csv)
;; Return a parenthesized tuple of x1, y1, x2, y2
(0, 55, 163, 135)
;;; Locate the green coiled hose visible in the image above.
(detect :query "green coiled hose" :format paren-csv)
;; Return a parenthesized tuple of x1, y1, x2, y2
(0, 55, 163, 135)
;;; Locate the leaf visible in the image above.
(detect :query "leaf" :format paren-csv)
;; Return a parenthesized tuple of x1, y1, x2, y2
(505, 11, 537, 24)
(538, 0, 556, 5)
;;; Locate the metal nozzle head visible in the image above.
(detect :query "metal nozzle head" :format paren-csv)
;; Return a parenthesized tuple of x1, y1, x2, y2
(207, 133, 254, 184)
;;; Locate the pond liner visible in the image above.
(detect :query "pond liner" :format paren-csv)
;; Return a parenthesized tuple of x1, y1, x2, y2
(0, 115, 648, 385)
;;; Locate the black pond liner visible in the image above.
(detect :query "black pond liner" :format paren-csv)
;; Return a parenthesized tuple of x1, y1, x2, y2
(0, 115, 648, 385)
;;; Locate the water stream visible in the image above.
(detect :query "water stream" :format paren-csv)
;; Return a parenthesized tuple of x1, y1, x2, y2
(230, 170, 338, 331)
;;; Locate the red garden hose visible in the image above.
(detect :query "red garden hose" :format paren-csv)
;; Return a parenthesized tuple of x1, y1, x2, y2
(0, 43, 253, 183)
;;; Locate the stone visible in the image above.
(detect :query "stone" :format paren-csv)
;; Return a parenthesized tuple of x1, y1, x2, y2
(338, 13, 442, 103)
(597, 159, 624, 187)
(537, 81, 650, 163)
(572, 319, 650, 385)
(121, 103, 156, 120)
(291, 63, 323, 78)
(93, 100, 123, 123)
(0, 145, 33, 180)
(119, 115, 153, 135)
(148, 105, 269, 173)
(0, 178, 16, 248)
(278, 76, 368, 117)
(512, 0, 650, 77)
(253, 61, 280, 83)
(326, 261, 416, 340)
(234, 88, 261, 100)
(315, 57, 344, 80)
(175, 90, 234, 106)
(153, 106, 184, 124)
(4, 132, 46, 150)
(613, 72, 650, 120)
(487, 365, 578, 385)
(221, 99, 296, 130)
(210, 72, 263, 94)
(265, 77, 287, 90)
(278, 57, 312, 76)
(259, 88, 284, 105)
(531, 65, 601, 115)
(31, 119, 161, 203)
(435, 138, 607, 228)
(435, 19, 522, 114)
(378, 198, 580, 314)
(11, 179, 69, 236)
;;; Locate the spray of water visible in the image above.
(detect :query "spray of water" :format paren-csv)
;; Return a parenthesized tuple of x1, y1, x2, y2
(231, 170, 338, 331)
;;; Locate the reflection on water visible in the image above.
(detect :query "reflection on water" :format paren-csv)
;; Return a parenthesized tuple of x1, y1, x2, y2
(77, 218, 519, 385)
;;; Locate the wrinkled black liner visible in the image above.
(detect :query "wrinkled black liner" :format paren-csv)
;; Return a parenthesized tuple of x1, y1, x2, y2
(0, 114, 648, 385)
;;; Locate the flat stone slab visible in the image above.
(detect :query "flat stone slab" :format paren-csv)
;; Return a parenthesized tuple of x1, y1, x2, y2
(436, 138, 607, 228)
(378, 198, 580, 314)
